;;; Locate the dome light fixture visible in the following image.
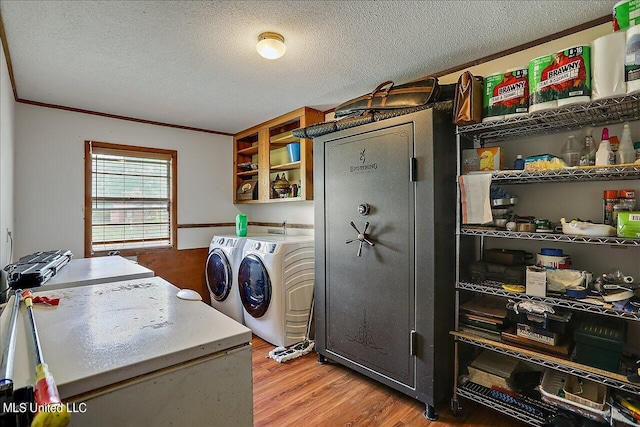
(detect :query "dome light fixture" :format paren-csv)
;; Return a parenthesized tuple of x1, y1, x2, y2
(256, 32, 286, 60)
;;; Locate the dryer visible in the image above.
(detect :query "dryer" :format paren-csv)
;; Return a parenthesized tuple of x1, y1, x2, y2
(238, 235, 314, 347)
(205, 235, 247, 324)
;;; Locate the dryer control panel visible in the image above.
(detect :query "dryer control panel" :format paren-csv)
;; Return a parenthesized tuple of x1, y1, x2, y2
(251, 242, 278, 253)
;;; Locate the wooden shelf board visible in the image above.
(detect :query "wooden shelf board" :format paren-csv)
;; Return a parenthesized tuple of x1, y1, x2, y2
(236, 170, 259, 177)
(270, 130, 299, 144)
(267, 197, 307, 203)
(234, 199, 261, 204)
(270, 161, 301, 172)
(237, 145, 259, 156)
(450, 330, 630, 383)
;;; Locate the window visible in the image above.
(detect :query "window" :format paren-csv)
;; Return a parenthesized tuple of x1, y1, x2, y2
(84, 141, 177, 256)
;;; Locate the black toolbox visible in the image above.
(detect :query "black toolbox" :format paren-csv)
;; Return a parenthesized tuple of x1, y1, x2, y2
(4, 250, 72, 289)
(505, 301, 572, 334)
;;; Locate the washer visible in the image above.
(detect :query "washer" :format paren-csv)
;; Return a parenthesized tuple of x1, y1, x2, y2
(205, 235, 248, 324)
(238, 235, 314, 347)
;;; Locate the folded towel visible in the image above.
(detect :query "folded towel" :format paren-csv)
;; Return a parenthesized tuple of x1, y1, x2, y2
(459, 173, 492, 225)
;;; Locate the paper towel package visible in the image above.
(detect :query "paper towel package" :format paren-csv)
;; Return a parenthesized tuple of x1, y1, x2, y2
(626, 24, 640, 93)
(529, 53, 558, 112)
(592, 31, 627, 100)
(554, 45, 591, 107)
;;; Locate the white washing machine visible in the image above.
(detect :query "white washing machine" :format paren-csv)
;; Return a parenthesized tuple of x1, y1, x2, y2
(205, 235, 248, 324)
(238, 235, 314, 347)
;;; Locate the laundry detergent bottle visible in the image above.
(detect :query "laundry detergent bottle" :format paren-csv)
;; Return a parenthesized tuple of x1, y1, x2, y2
(236, 214, 247, 237)
(595, 127, 615, 166)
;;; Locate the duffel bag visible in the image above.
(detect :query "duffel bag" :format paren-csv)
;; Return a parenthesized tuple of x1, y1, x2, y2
(334, 76, 440, 118)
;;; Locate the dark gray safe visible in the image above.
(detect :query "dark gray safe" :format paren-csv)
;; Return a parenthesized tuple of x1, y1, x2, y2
(314, 104, 456, 420)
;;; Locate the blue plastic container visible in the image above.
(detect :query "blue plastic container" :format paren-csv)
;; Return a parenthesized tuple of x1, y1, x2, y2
(287, 143, 300, 163)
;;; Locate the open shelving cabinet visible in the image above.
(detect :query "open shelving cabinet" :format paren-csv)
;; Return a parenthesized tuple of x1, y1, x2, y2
(233, 107, 324, 204)
(451, 91, 640, 426)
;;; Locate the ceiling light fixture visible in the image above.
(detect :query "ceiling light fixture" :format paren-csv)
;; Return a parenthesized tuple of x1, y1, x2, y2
(256, 32, 286, 60)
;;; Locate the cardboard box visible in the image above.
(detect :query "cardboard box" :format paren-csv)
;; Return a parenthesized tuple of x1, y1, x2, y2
(526, 265, 546, 297)
(617, 211, 640, 238)
(462, 147, 504, 172)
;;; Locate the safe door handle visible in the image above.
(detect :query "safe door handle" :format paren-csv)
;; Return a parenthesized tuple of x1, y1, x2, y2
(345, 221, 375, 257)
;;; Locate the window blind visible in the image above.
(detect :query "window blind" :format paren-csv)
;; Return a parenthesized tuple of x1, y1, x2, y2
(90, 147, 172, 252)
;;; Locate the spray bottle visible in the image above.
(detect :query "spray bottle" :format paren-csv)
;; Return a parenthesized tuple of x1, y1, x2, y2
(617, 122, 636, 164)
(595, 127, 615, 166)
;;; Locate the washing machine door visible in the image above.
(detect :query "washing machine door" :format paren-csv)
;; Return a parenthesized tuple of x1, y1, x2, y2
(238, 254, 271, 318)
(205, 248, 232, 301)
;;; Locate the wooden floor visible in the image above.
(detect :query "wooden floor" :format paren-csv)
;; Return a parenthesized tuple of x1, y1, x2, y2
(251, 336, 526, 426)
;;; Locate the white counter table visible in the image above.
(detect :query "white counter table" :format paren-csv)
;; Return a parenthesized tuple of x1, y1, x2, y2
(1, 276, 253, 426)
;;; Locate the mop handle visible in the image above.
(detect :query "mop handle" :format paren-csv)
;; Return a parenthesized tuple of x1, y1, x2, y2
(0, 290, 22, 392)
(22, 290, 70, 427)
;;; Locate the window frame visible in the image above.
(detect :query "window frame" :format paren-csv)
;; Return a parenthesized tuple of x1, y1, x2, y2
(84, 140, 178, 257)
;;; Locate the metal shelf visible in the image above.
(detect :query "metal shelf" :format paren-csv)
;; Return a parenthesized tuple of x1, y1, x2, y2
(459, 227, 640, 246)
(452, 331, 640, 395)
(457, 380, 553, 426)
(485, 165, 640, 183)
(457, 92, 640, 144)
(457, 280, 640, 321)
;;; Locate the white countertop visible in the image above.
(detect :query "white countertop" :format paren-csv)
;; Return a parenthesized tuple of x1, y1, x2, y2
(40, 256, 154, 291)
(2, 277, 251, 399)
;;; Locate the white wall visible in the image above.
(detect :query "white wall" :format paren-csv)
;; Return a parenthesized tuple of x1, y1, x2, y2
(14, 104, 240, 258)
(0, 41, 16, 269)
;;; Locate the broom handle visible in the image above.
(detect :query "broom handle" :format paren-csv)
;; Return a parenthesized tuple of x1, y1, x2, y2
(0, 290, 21, 391)
(304, 294, 314, 342)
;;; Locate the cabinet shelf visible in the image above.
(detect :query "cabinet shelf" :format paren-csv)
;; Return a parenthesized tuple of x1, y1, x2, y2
(459, 226, 640, 246)
(457, 92, 640, 144)
(457, 280, 640, 321)
(270, 161, 301, 172)
(474, 165, 640, 184)
(269, 130, 299, 145)
(233, 107, 324, 203)
(236, 170, 258, 177)
(452, 331, 640, 395)
(236, 145, 259, 156)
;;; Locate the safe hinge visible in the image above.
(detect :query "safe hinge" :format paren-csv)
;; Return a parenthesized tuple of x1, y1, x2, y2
(410, 330, 417, 356)
(410, 157, 417, 182)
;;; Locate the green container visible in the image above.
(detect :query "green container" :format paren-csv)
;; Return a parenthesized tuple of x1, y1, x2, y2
(574, 318, 626, 373)
(235, 214, 247, 237)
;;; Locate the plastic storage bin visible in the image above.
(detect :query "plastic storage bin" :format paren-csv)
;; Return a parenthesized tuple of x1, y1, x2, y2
(574, 318, 626, 373)
(539, 369, 609, 422)
(563, 375, 607, 411)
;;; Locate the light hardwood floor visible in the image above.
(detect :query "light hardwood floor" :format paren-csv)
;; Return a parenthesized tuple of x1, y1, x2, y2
(251, 336, 527, 426)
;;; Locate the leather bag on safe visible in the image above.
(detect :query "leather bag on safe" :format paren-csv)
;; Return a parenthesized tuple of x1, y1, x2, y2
(334, 76, 440, 118)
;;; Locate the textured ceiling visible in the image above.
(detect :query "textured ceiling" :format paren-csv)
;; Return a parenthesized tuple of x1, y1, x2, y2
(0, 1, 613, 134)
